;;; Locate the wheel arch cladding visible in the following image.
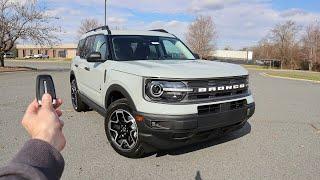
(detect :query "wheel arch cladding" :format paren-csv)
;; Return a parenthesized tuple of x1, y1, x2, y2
(105, 84, 137, 111)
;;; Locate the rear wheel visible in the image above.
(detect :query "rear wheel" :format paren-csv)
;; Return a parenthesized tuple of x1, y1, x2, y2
(71, 78, 89, 112)
(105, 99, 145, 158)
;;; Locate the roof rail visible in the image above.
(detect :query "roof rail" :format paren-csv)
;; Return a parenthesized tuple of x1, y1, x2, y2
(86, 25, 111, 34)
(150, 29, 169, 33)
(150, 29, 178, 38)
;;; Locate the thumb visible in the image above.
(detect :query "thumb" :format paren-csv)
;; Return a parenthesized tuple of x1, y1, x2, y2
(42, 94, 53, 109)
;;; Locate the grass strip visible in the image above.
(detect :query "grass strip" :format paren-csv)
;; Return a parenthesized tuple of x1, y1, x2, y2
(266, 71, 320, 82)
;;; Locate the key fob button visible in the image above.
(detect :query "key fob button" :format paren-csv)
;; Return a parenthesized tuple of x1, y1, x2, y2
(36, 75, 57, 105)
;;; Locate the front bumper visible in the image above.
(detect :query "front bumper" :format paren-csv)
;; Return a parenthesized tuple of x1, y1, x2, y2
(136, 102, 255, 151)
(136, 94, 254, 115)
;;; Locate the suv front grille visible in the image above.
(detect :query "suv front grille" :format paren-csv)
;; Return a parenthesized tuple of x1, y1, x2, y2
(185, 76, 249, 103)
(198, 100, 247, 115)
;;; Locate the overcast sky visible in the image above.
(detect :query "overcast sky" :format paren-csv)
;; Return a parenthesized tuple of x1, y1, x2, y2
(43, 0, 320, 50)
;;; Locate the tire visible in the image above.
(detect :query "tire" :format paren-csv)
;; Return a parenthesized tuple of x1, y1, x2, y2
(70, 78, 89, 112)
(105, 99, 145, 158)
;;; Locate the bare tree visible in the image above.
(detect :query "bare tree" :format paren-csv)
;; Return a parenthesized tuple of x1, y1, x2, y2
(253, 38, 276, 60)
(253, 20, 320, 71)
(301, 21, 320, 70)
(186, 15, 217, 59)
(270, 20, 300, 69)
(0, 0, 60, 67)
(77, 18, 101, 38)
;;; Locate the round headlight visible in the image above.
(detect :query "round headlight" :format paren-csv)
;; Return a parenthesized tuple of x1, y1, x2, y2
(145, 80, 192, 102)
(149, 83, 163, 97)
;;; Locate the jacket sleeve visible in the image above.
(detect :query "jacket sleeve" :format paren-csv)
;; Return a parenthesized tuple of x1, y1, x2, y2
(0, 139, 65, 180)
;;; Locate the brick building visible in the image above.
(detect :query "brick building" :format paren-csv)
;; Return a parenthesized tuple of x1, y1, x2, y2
(16, 44, 77, 59)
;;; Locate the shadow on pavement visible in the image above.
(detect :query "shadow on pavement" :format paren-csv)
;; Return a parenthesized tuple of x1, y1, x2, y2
(154, 122, 251, 157)
(37, 69, 70, 72)
(195, 171, 202, 180)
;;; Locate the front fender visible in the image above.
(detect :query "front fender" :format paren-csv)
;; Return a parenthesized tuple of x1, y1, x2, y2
(105, 84, 137, 111)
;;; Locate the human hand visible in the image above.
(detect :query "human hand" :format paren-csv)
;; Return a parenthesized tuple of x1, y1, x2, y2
(21, 94, 66, 152)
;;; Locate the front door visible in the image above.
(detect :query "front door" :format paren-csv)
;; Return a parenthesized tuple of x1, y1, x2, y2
(84, 35, 110, 105)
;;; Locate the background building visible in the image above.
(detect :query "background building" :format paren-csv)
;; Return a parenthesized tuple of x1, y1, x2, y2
(16, 44, 77, 59)
(209, 50, 253, 63)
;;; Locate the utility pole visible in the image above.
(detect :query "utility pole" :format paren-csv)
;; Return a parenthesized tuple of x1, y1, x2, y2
(105, 0, 107, 26)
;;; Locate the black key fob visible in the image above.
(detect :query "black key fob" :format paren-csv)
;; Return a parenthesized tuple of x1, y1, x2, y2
(36, 75, 57, 106)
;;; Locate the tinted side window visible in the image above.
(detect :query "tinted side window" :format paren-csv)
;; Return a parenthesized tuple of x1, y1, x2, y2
(77, 39, 85, 58)
(92, 35, 109, 60)
(82, 36, 95, 59)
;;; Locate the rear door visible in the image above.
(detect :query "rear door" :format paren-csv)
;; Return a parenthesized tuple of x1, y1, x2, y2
(72, 38, 86, 92)
(77, 35, 95, 96)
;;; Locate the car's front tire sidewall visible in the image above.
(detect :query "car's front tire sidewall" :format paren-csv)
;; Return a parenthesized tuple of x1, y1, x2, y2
(71, 79, 79, 111)
(105, 99, 144, 158)
(71, 79, 88, 112)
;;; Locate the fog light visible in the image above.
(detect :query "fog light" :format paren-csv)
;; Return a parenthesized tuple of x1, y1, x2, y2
(151, 121, 157, 127)
(247, 108, 251, 116)
(150, 121, 170, 130)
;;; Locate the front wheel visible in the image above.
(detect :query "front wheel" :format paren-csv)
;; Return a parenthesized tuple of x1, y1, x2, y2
(70, 79, 89, 112)
(105, 99, 145, 158)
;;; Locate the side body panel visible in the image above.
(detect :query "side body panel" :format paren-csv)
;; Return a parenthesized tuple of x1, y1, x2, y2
(102, 61, 143, 109)
(83, 62, 108, 105)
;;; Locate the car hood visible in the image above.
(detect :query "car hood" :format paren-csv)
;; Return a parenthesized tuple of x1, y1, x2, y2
(113, 60, 248, 79)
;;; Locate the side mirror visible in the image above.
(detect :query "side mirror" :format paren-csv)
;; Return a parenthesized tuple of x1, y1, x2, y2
(87, 52, 103, 62)
(193, 53, 200, 59)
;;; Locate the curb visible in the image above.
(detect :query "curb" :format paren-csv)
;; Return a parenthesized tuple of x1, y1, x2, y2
(5, 60, 71, 63)
(261, 72, 320, 84)
(0, 66, 37, 73)
(245, 68, 266, 71)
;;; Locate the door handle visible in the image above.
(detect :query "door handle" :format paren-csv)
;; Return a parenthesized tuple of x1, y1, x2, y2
(79, 65, 90, 71)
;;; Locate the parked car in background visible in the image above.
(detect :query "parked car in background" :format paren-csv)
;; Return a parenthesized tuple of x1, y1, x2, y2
(33, 54, 42, 58)
(42, 54, 49, 59)
(24, 55, 33, 59)
(33, 54, 49, 59)
(255, 60, 265, 65)
(4, 52, 15, 58)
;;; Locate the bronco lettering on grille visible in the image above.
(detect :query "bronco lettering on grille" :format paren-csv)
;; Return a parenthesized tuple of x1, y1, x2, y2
(197, 83, 246, 93)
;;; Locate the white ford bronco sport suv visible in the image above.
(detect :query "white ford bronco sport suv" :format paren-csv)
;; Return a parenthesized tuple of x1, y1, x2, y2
(70, 26, 255, 158)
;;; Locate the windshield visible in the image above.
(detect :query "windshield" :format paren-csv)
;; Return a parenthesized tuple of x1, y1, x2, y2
(112, 36, 195, 61)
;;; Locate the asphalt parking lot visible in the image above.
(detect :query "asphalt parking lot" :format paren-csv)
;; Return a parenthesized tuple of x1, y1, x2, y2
(1, 61, 320, 179)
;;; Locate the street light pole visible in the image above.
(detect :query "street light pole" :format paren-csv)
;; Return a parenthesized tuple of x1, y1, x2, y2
(104, 0, 107, 26)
